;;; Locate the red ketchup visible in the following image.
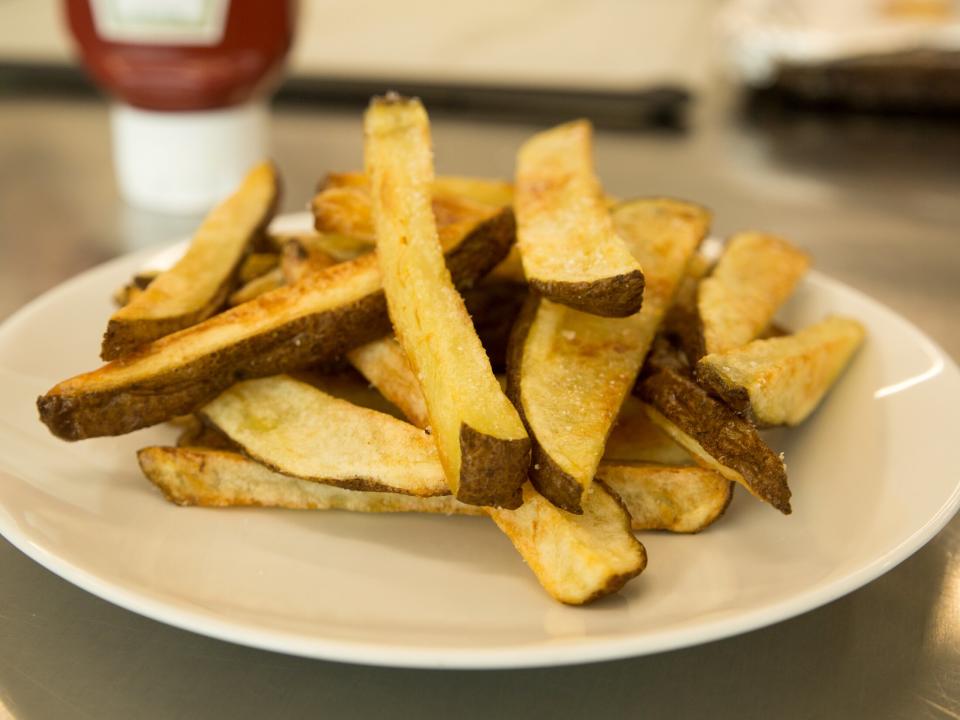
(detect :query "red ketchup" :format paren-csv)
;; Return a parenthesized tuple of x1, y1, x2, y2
(65, 0, 296, 213)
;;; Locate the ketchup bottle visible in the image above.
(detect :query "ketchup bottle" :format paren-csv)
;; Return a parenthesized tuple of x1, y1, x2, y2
(65, 0, 296, 214)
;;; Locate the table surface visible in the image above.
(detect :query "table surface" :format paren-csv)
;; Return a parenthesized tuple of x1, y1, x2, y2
(0, 91, 958, 720)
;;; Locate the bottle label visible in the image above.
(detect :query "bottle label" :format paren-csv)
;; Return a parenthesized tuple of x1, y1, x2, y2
(90, 0, 230, 45)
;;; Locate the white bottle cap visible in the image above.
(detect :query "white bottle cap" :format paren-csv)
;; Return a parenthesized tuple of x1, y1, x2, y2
(110, 101, 268, 215)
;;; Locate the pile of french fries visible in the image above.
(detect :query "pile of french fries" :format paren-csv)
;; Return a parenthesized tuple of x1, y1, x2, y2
(37, 95, 865, 605)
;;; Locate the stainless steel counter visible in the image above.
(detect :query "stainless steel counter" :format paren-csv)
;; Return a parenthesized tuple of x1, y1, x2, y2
(1, 93, 958, 719)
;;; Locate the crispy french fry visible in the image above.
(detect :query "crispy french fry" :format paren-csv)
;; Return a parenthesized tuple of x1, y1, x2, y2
(139, 446, 480, 514)
(365, 94, 530, 508)
(514, 120, 644, 317)
(637, 369, 791, 514)
(38, 203, 514, 441)
(696, 315, 866, 426)
(597, 463, 732, 533)
(697, 232, 810, 358)
(200, 375, 450, 496)
(347, 337, 431, 429)
(488, 483, 647, 605)
(508, 199, 709, 512)
(102, 162, 280, 359)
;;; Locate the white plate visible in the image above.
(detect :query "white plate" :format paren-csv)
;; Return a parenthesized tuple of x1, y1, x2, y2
(1, 220, 959, 669)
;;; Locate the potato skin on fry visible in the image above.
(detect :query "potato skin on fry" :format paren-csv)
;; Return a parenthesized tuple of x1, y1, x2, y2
(528, 270, 645, 319)
(507, 199, 710, 513)
(505, 292, 583, 512)
(637, 369, 791, 514)
(514, 120, 645, 317)
(365, 95, 530, 508)
(102, 162, 280, 360)
(695, 315, 866, 427)
(37, 208, 515, 441)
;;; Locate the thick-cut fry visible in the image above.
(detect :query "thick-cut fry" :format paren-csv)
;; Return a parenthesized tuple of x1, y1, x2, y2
(37, 204, 515, 441)
(603, 395, 693, 466)
(102, 162, 280, 360)
(365, 95, 530, 508)
(637, 369, 791, 514)
(200, 376, 450, 496)
(489, 483, 647, 605)
(696, 315, 865, 426)
(347, 337, 431, 429)
(508, 199, 709, 512)
(597, 463, 732, 533)
(227, 267, 285, 306)
(696, 232, 810, 358)
(514, 120, 644, 317)
(139, 446, 480, 515)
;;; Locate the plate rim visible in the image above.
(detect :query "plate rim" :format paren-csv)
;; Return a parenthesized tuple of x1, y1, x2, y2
(1, 236, 959, 669)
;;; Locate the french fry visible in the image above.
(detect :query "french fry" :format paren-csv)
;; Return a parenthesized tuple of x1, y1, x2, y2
(696, 232, 810, 358)
(637, 369, 791, 514)
(102, 162, 280, 359)
(488, 483, 647, 605)
(347, 337, 431, 429)
(696, 315, 866, 426)
(508, 198, 709, 512)
(514, 120, 644, 317)
(139, 446, 480, 515)
(200, 375, 450, 496)
(38, 203, 515, 441)
(365, 94, 530, 508)
(597, 463, 732, 533)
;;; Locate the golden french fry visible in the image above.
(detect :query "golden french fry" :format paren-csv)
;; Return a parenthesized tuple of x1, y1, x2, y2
(637, 369, 791, 514)
(102, 162, 280, 359)
(514, 120, 644, 317)
(508, 198, 709, 512)
(696, 315, 866, 426)
(365, 94, 530, 508)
